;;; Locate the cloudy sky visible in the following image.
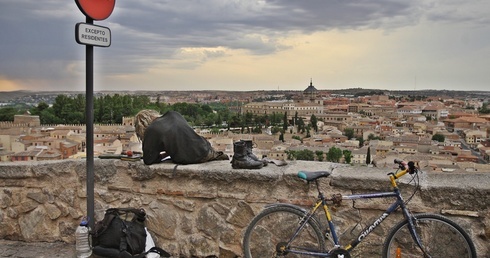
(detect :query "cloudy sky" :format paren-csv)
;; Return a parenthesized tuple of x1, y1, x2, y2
(0, 0, 489, 92)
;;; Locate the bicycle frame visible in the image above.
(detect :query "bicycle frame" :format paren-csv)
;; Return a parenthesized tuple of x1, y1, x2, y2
(285, 169, 425, 257)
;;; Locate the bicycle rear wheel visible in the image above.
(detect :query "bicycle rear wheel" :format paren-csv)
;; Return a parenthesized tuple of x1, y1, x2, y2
(382, 213, 476, 258)
(242, 205, 326, 258)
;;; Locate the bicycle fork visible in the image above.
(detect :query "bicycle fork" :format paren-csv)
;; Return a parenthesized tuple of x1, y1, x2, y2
(400, 201, 432, 257)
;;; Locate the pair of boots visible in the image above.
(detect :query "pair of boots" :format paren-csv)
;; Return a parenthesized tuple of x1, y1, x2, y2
(231, 140, 267, 169)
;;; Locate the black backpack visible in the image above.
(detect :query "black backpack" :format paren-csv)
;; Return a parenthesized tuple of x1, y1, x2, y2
(90, 208, 170, 258)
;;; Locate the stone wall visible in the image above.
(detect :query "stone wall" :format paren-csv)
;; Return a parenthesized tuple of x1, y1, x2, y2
(0, 160, 488, 257)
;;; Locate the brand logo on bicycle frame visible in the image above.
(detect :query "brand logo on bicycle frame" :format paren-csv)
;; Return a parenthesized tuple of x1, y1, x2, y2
(358, 213, 388, 242)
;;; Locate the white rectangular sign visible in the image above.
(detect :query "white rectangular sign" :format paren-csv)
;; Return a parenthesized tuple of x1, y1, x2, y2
(76, 23, 111, 47)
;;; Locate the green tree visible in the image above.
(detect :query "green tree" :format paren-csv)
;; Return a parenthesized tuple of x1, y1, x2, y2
(279, 131, 284, 142)
(30, 102, 49, 116)
(432, 133, 445, 142)
(292, 135, 302, 143)
(367, 133, 381, 141)
(110, 94, 125, 123)
(478, 102, 490, 114)
(310, 114, 318, 132)
(282, 112, 288, 131)
(244, 112, 254, 127)
(296, 149, 315, 161)
(297, 117, 305, 133)
(326, 147, 342, 163)
(271, 112, 282, 125)
(215, 114, 223, 127)
(40, 109, 62, 124)
(271, 126, 281, 135)
(344, 128, 354, 140)
(0, 107, 18, 121)
(315, 150, 324, 161)
(343, 150, 352, 164)
(366, 147, 371, 165)
(356, 136, 364, 147)
(229, 114, 242, 128)
(52, 95, 73, 122)
(285, 150, 296, 160)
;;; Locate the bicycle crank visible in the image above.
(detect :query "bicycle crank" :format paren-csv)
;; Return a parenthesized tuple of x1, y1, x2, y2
(329, 248, 351, 258)
(275, 242, 289, 255)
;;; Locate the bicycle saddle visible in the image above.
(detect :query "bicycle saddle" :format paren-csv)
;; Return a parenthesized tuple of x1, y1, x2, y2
(297, 171, 331, 182)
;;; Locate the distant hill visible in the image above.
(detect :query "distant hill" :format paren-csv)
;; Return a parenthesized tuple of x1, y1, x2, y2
(0, 91, 34, 102)
(326, 88, 490, 99)
(0, 89, 488, 105)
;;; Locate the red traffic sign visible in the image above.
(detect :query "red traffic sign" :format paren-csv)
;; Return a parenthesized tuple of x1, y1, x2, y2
(76, 23, 111, 47)
(75, 0, 115, 21)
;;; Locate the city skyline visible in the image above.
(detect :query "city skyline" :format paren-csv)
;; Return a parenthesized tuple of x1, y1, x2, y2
(1, 1, 490, 92)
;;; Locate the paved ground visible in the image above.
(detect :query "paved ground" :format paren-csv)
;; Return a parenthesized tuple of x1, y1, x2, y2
(0, 240, 75, 258)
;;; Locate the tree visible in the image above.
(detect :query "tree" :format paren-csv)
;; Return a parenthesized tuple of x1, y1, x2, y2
(367, 133, 381, 141)
(296, 149, 315, 161)
(343, 150, 352, 164)
(432, 133, 445, 142)
(52, 95, 73, 122)
(478, 102, 490, 114)
(0, 107, 17, 121)
(344, 128, 354, 140)
(282, 112, 288, 131)
(30, 102, 49, 116)
(292, 135, 302, 143)
(315, 150, 324, 161)
(285, 150, 296, 160)
(39, 109, 62, 124)
(326, 147, 342, 163)
(356, 137, 365, 147)
(366, 147, 371, 165)
(310, 114, 318, 132)
(296, 117, 305, 133)
(229, 114, 241, 128)
(271, 126, 281, 135)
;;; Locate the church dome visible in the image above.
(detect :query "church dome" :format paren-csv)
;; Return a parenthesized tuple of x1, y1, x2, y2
(303, 79, 318, 101)
(304, 79, 318, 93)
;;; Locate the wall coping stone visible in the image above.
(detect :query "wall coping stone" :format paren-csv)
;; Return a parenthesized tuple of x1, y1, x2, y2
(0, 160, 488, 257)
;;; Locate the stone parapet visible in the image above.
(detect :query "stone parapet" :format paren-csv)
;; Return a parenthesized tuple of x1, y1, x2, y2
(0, 160, 488, 257)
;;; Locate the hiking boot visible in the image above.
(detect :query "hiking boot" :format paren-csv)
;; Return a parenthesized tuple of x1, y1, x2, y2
(241, 140, 268, 166)
(231, 141, 264, 169)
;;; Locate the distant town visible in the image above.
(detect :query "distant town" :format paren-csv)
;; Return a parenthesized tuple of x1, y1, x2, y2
(1, 82, 489, 173)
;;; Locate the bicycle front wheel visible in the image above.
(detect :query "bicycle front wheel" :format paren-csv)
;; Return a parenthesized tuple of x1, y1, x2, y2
(242, 205, 326, 258)
(382, 213, 477, 258)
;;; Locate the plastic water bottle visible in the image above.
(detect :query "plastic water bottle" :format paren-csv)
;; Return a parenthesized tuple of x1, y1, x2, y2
(395, 247, 402, 258)
(75, 217, 92, 258)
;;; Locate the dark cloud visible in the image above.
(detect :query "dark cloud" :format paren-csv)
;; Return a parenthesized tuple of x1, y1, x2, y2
(0, 0, 488, 90)
(96, 0, 427, 74)
(0, 0, 81, 79)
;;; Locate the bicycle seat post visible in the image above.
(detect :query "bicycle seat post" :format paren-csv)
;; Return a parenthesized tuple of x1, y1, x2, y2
(315, 180, 325, 201)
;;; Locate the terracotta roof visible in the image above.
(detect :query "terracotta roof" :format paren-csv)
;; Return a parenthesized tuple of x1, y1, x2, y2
(449, 117, 488, 123)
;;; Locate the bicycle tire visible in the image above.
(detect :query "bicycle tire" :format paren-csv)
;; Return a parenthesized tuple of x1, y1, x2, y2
(243, 204, 326, 258)
(382, 213, 477, 258)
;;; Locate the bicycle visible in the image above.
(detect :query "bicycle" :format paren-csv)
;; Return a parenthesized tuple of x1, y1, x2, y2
(242, 159, 477, 257)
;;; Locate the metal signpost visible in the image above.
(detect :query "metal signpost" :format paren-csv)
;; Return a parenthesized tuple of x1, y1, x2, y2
(74, 0, 115, 229)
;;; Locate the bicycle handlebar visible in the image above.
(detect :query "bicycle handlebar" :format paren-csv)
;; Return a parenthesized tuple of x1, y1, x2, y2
(393, 159, 418, 175)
